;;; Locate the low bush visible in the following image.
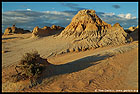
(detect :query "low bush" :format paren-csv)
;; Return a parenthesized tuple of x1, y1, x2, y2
(11, 50, 47, 84)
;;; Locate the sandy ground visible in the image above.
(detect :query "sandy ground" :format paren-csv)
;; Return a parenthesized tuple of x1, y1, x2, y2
(2, 33, 138, 92)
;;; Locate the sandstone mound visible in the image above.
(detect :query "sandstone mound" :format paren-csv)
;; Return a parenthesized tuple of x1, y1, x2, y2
(128, 26, 137, 32)
(4, 27, 12, 35)
(32, 25, 64, 37)
(4, 25, 31, 35)
(58, 9, 132, 52)
(125, 25, 139, 34)
(98, 23, 133, 47)
(129, 25, 138, 41)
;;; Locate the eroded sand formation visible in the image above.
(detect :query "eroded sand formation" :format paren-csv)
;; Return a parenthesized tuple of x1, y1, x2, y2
(32, 25, 64, 37)
(4, 25, 31, 35)
(57, 9, 133, 52)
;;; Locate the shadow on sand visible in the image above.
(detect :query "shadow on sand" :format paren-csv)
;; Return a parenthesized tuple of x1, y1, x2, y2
(2, 37, 17, 40)
(36, 53, 114, 85)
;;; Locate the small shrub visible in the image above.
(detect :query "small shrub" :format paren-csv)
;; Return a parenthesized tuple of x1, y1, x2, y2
(11, 50, 46, 84)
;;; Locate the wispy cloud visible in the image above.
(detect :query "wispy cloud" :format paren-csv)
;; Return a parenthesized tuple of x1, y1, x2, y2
(2, 10, 75, 32)
(61, 3, 86, 11)
(26, 8, 31, 11)
(42, 11, 73, 16)
(101, 12, 115, 16)
(2, 9, 138, 33)
(118, 13, 136, 19)
(97, 12, 138, 28)
(112, 5, 120, 9)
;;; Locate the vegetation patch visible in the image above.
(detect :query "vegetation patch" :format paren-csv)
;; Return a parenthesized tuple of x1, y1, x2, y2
(10, 50, 49, 86)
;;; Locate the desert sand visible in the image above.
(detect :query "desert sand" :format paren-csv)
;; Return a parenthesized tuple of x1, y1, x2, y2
(2, 33, 138, 92)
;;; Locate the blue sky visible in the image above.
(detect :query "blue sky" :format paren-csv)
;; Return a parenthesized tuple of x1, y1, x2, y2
(2, 2, 138, 32)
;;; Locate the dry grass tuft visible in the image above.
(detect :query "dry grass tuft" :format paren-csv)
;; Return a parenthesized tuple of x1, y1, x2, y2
(10, 50, 47, 85)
